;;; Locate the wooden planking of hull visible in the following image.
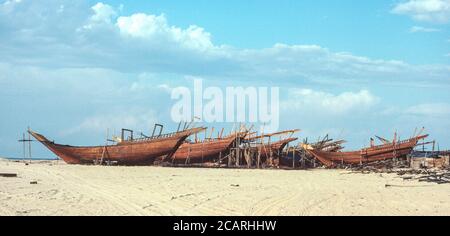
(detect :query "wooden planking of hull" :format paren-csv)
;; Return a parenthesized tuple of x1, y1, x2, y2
(305, 134, 428, 167)
(171, 132, 247, 164)
(29, 127, 206, 165)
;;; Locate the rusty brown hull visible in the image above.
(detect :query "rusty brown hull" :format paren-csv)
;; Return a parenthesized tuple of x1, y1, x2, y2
(29, 128, 204, 165)
(306, 135, 428, 167)
(171, 136, 238, 164)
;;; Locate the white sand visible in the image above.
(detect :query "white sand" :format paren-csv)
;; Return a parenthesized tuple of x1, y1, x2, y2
(1, 159, 449, 216)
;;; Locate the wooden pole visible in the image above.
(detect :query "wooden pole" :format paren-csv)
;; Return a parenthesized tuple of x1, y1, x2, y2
(235, 131, 240, 167)
(201, 140, 204, 164)
(302, 151, 306, 169)
(228, 139, 233, 167)
(258, 137, 263, 168)
(208, 127, 214, 140)
(268, 136, 272, 167)
(185, 146, 191, 165)
(27, 131, 32, 162)
(292, 148, 295, 169)
(22, 133, 26, 159)
(257, 148, 261, 169)
(219, 128, 224, 139)
(18, 130, 34, 163)
(246, 148, 251, 168)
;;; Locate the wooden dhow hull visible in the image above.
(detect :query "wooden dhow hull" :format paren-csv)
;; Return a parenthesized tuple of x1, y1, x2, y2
(171, 132, 246, 164)
(305, 135, 428, 167)
(29, 128, 205, 165)
(253, 137, 298, 160)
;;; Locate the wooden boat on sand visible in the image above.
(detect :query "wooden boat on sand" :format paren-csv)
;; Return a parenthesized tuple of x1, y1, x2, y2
(170, 131, 248, 164)
(253, 137, 298, 160)
(29, 127, 206, 165)
(245, 129, 299, 166)
(304, 134, 428, 167)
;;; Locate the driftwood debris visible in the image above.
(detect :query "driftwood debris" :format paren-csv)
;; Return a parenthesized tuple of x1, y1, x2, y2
(399, 168, 450, 184)
(348, 162, 450, 185)
(344, 159, 407, 174)
(0, 173, 17, 177)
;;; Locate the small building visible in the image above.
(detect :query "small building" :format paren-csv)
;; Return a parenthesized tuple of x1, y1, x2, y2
(409, 151, 449, 169)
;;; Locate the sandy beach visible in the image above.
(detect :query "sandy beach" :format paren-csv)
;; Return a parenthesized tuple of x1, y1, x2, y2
(1, 159, 449, 216)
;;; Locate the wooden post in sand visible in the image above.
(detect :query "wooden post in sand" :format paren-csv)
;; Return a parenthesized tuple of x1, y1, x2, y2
(235, 131, 240, 167)
(18, 130, 33, 163)
(257, 138, 263, 169)
(268, 136, 272, 167)
(248, 149, 252, 168)
(185, 146, 191, 165)
(301, 151, 306, 169)
(228, 151, 232, 167)
(244, 146, 250, 168)
(292, 147, 295, 169)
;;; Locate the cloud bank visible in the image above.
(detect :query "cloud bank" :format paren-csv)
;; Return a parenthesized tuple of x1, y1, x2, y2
(392, 0, 450, 23)
(0, 0, 449, 85)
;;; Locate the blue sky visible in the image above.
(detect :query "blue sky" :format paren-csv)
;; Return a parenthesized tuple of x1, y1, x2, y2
(0, 0, 450, 158)
(102, 0, 449, 64)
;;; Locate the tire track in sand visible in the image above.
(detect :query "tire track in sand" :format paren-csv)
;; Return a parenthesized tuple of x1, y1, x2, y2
(250, 192, 298, 216)
(52, 167, 150, 215)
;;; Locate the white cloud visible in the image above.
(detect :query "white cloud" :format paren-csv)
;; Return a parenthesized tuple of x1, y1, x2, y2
(116, 13, 216, 52)
(2, 0, 21, 6)
(128, 73, 176, 93)
(65, 108, 159, 135)
(80, 2, 117, 30)
(405, 103, 450, 116)
(156, 84, 174, 93)
(409, 25, 441, 32)
(392, 0, 450, 23)
(0, 1, 449, 86)
(0, 0, 21, 12)
(281, 89, 379, 115)
(0, 62, 174, 141)
(116, 13, 166, 38)
(91, 2, 116, 23)
(236, 44, 450, 84)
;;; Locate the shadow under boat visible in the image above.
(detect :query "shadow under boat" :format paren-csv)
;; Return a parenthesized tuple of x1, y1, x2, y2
(28, 126, 206, 166)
